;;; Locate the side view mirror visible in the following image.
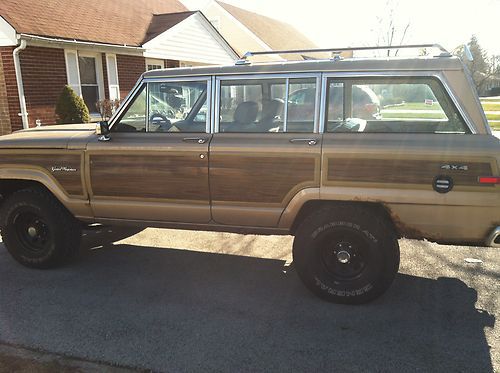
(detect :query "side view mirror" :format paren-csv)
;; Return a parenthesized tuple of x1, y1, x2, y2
(96, 121, 110, 135)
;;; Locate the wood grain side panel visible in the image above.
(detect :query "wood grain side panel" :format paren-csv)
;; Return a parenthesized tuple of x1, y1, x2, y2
(0, 154, 83, 195)
(210, 155, 317, 203)
(90, 154, 209, 200)
(327, 158, 492, 186)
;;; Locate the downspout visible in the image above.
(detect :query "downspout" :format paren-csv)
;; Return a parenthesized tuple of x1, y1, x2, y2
(13, 39, 28, 129)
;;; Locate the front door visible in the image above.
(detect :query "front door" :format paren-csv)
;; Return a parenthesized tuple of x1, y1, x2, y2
(209, 74, 322, 227)
(87, 78, 212, 223)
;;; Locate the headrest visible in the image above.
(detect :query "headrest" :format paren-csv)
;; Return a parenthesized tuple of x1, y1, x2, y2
(261, 98, 284, 121)
(233, 101, 259, 124)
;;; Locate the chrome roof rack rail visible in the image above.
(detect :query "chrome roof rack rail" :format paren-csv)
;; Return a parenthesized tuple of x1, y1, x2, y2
(235, 44, 451, 65)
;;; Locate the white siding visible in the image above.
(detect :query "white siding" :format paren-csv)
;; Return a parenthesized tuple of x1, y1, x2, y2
(143, 13, 237, 65)
(0, 16, 16, 46)
(106, 54, 120, 100)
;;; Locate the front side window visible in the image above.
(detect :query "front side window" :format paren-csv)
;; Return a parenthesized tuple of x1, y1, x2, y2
(148, 81, 207, 133)
(326, 77, 468, 134)
(113, 85, 147, 132)
(112, 80, 208, 133)
(219, 77, 317, 133)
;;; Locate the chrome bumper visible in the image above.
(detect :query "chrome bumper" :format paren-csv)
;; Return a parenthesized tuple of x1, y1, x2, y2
(486, 226, 500, 247)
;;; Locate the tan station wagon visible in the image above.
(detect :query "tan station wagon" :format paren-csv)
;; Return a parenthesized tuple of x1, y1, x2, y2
(0, 45, 499, 304)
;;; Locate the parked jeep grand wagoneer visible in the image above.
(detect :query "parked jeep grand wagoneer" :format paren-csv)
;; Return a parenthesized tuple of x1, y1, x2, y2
(0, 45, 498, 304)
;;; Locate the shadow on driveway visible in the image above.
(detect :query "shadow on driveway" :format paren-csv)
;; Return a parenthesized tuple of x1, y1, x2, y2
(0, 233, 495, 372)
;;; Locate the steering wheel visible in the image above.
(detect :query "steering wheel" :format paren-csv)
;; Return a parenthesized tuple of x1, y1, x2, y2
(149, 112, 172, 132)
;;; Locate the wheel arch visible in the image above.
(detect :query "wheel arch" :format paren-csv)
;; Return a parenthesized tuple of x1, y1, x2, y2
(287, 199, 397, 236)
(0, 169, 91, 218)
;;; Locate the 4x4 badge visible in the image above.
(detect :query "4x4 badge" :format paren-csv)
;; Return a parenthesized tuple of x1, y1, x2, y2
(441, 164, 468, 171)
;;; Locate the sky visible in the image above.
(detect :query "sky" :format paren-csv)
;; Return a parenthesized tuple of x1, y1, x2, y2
(182, 0, 500, 56)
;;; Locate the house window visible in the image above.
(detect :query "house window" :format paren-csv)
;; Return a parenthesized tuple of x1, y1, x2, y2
(64, 50, 106, 115)
(146, 58, 164, 71)
(78, 56, 99, 112)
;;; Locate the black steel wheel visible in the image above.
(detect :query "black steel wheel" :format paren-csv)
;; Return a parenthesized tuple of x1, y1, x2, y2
(293, 205, 400, 304)
(0, 187, 82, 268)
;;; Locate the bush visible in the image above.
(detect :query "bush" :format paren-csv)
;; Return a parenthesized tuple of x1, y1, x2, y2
(55, 85, 90, 124)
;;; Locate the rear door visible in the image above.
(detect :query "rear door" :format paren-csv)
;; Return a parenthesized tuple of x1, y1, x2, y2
(209, 74, 322, 227)
(87, 77, 212, 223)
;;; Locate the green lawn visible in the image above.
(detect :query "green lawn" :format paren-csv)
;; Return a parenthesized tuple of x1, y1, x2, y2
(481, 102, 500, 111)
(489, 121, 500, 130)
(379, 100, 500, 128)
(485, 112, 500, 119)
(384, 102, 442, 111)
(381, 112, 446, 119)
(479, 99, 500, 129)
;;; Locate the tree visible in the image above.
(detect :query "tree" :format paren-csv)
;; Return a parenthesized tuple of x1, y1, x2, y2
(454, 36, 498, 94)
(55, 85, 90, 124)
(372, 0, 411, 56)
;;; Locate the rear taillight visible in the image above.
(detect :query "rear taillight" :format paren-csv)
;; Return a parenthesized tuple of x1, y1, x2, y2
(479, 177, 500, 184)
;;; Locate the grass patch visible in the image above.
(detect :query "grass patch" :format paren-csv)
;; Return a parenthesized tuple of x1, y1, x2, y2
(481, 103, 500, 111)
(486, 113, 500, 121)
(381, 112, 446, 119)
(384, 102, 442, 111)
(488, 121, 500, 130)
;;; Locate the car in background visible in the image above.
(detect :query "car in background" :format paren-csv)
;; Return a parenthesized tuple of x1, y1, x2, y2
(288, 85, 381, 121)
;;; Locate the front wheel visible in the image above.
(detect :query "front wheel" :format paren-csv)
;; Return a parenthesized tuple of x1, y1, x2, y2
(0, 187, 82, 269)
(293, 206, 400, 304)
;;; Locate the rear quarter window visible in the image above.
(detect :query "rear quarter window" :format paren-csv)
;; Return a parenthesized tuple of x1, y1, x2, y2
(326, 77, 469, 134)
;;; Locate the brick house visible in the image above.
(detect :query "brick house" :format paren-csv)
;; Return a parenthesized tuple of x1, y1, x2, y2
(0, 0, 237, 134)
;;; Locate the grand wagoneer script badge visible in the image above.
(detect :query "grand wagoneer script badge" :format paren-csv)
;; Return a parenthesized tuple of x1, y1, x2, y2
(51, 166, 77, 173)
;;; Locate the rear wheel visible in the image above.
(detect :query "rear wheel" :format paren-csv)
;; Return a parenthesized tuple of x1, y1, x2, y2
(293, 206, 399, 304)
(0, 187, 82, 268)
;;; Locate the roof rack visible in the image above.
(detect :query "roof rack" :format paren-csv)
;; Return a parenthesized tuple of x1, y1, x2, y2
(235, 44, 451, 65)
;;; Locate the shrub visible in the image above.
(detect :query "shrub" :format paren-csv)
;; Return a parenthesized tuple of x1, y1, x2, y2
(96, 99, 121, 121)
(55, 85, 90, 124)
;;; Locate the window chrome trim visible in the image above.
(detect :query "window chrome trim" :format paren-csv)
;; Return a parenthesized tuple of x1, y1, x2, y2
(110, 75, 212, 133)
(322, 71, 476, 134)
(216, 72, 320, 81)
(318, 74, 327, 134)
(142, 76, 213, 83)
(206, 77, 213, 134)
(108, 77, 144, 129)
(283, 79, 289, 133)
(145, 82, 150, 132)
(214, 77, 221, 134)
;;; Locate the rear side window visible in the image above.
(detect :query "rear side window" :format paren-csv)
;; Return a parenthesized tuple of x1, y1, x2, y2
(219, 77, 317, 133)
(326, 77, 469, 134)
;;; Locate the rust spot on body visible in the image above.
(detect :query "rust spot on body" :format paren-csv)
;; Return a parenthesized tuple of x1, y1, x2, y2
(387, 208, 431, 240)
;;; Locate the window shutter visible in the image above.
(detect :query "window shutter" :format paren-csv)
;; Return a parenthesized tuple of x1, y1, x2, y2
(106, 54, 120, 100)
(64, 50, 81, 96)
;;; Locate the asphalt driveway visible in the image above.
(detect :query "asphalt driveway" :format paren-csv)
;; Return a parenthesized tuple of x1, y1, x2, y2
(0, 227, 498, 372)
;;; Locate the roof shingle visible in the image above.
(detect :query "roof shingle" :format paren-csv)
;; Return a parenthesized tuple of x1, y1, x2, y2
(216, 1, 318, 51)
(0, 0, 187, 46)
